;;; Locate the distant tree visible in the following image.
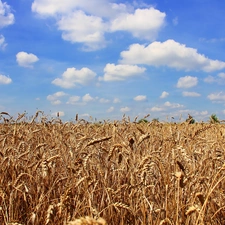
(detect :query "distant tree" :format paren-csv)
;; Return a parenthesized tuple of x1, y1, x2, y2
(186, 114, 195, 124)
(138, 118, 148, 123)
(152, 118, 159, 122)
(210, 114, 220, 123)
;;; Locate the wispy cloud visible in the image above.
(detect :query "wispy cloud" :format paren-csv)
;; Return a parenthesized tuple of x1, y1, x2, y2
(182, 91, 201, 97)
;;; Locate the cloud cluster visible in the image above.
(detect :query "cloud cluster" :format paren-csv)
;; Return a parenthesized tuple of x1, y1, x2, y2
(16, 52, 39, 68)
(120, 39, 225, 72)
(47, 91, 67, 105)
(32, 0, 166, 50)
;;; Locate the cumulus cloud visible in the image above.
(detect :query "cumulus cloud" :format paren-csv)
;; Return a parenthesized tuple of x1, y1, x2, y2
(102, 63, 146, 81)
(177, 76, 198, 88)
(110, 7, 165, 40)
(82, 93, 95, 102)
(134, 95, 147, 101)
(0, 0, 14, 28)
(120, 106, 130, 113)
(182, 91, 201, 97)
(16, 52, 39, 68)
(207, 92, 225, 102)
(57, 11, 106, 51)
(52, 67, 96, 88)
(160, 91, 169, 98)
(0, 74, 12, 84)
(120, 39, 225, 72)
(107, 106, 114, 112)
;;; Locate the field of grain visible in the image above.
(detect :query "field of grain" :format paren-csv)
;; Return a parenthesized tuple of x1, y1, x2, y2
(0, 113, 225, 225)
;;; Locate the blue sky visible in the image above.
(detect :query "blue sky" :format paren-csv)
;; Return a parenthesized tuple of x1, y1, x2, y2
(0, 0, 225, 122)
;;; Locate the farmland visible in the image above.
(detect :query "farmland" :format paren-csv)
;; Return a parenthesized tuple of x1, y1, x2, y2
(0, 113, 225, 224)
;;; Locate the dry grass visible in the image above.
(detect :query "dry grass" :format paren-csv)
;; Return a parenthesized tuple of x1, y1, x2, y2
(0, 112, 225, 224)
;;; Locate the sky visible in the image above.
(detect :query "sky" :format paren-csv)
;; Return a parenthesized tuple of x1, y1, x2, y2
(0, 0, 225, 122)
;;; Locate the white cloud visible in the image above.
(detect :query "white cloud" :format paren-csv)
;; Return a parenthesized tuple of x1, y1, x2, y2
(57, 11, 106, 51)
(102, 63, 146, 81)
(16, 52, 39, 68)
(164, 101, 184, 108)
(134, 95, 146, 101)
(31, 0, 128, 50)
(199, 111, 208, 116)
(207, 92, 225, 101)
(47, 91, 67, 105)
(120, 106, 130, 113)
(99, 98, 110, 103)
(52, 67, 96, 88)
(177, 76, 198, 88)
(82, 93, 95, 102)
(218, 72, 225, 78)
(32, 0, 167, 51)
(0, 0, 14, 28)
(47, 91, 67, 101)
(0, 74, 12, 84)
(182, 91, 201, 97)
(0, 34, 7, 50)
(204, 75, 215, 83)
(32, 0, 127, 18)
(113, 97, 120, 103)
(120, 39, 225, 72)
(51, 100, 61, 105)
(150, 106, 164, 112)
(107, 106, 114, 112)
(110, 7, 165, 40)
(66, 96, 80, 104)
(204, 73, 225, 84)
(160, 91, 169, 98)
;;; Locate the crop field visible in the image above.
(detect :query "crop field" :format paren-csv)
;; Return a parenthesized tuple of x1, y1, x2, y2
(0, 112, 225, 225)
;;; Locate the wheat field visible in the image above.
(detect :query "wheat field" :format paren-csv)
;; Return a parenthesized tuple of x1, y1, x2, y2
(0, 112, 225, 225)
